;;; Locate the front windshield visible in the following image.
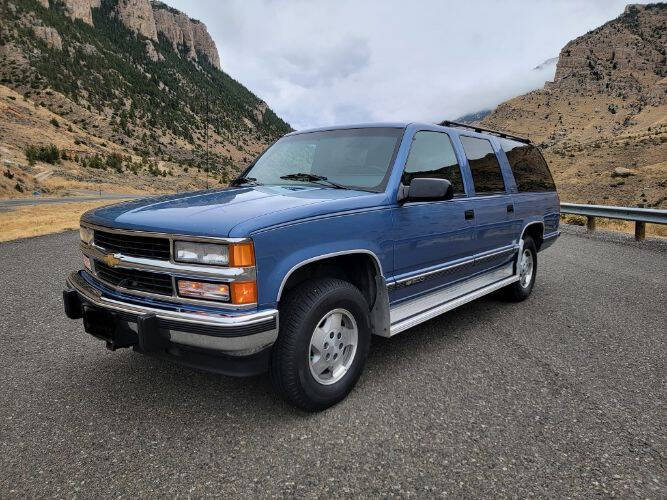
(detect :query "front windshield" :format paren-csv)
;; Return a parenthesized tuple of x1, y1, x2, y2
(239, 127, 403, 192)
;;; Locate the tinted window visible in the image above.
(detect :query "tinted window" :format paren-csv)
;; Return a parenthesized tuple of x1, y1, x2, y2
(500, 139, 556, 192)
(402, 131, 464, 195)
(242, 128, 403, 192)
(460, 136, 506, 194)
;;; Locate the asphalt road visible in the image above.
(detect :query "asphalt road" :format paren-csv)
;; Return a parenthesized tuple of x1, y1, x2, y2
(0, 227, 665, 497)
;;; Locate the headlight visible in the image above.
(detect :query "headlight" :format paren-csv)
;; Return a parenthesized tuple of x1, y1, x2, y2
(80, 226, 94, 245)
(174, 241, 229, 266)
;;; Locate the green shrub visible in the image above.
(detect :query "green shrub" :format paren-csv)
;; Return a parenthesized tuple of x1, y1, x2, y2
(85, 154, 105, 169)
(50, 117, 60, 127)
(25, 144, 60, 165)
(105, 153, 123, 172)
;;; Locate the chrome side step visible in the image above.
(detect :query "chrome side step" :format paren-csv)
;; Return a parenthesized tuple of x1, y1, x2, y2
(386, 263, 518, 337)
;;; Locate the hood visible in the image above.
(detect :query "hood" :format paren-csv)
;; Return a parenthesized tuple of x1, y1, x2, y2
(82, 185, 388, 237)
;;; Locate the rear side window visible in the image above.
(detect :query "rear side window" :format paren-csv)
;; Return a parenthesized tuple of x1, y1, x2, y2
(459, 136, 506, 195)
(500, 139, 557, 192)
(402, 131, 465, 196)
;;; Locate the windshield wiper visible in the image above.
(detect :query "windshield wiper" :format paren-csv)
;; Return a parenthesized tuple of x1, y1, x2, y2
(279, 173, 347, 189)
(231, 177, 261, 186)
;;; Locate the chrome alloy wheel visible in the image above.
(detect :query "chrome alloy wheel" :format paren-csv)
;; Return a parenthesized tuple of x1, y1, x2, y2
(519, 248, 534, 288)
(308, 308, 358, 385)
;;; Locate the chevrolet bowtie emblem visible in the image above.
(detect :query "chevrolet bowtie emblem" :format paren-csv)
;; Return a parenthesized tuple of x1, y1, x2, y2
(102, 253, 121, 267)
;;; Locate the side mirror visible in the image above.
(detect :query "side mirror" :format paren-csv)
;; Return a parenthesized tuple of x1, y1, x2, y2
(402, 178, 454, 202)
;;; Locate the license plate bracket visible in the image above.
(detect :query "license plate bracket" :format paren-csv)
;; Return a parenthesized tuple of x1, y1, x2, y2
(83, 305, 116, 339)
(82, 305, 136, 349)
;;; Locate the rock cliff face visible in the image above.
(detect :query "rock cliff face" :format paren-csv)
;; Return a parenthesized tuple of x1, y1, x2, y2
(152, 4, 220, 68)
(63, 0, 101, 25)
(114, 0, 157, 41)
(32, 25, 62, 50)
(549, 3, 666, 104)
(34, 0, 221, 67)
(36, 0, 101, 25)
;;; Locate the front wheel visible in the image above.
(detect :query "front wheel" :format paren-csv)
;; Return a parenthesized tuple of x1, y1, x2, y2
(503, 236, 537, 301)
(270, 278, 371, 411)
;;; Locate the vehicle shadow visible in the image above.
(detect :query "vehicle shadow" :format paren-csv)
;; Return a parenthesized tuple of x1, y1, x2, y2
(64, 294, 513, 420)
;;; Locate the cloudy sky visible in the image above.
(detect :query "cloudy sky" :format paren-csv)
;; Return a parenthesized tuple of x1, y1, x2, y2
(164, 0, 638, 130)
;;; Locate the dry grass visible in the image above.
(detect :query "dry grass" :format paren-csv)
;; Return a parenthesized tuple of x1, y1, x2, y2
(0, 200, 127, 242)
(561, 215, 667, 238)
(40, 178, 155, 196)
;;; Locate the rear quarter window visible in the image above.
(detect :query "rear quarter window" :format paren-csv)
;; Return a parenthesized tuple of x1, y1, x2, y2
(459, 136, 506, 195)
(500, 139, 557, 192)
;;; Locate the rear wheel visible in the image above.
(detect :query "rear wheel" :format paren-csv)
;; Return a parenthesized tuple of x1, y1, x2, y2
(503, 236, 537, 301)
(270, 278, 371, 411)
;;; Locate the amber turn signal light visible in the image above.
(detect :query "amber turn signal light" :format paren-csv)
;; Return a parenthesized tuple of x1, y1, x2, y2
(231, 281, 257, 305)
(229, 242, 255, 267)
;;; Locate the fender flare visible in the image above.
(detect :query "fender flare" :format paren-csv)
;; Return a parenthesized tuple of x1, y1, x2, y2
(276, 249, 384, 302)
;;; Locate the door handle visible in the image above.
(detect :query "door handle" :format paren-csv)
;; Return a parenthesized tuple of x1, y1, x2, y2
(507, 204, 514, 213)
(464, 209, 475, 220)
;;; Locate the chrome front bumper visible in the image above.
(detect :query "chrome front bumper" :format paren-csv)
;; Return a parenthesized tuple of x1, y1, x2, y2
(65, 271, 278, 355)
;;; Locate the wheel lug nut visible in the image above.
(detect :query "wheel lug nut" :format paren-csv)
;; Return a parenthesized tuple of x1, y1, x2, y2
(329, 332, 334, 339)
(324, 342, 329, 350)
(339, 343, 343, 350)
(337, 332, 342, 339)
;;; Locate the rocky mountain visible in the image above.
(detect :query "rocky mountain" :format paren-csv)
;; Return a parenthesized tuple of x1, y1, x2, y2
(480, 3, 666, 208)
(31, 0, 220, 67)
(532, 57, 558, 72)
(454, 109, 492, 124)
(0, 0, 291, 197)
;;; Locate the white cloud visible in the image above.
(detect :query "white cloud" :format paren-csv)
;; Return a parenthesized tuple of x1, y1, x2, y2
(164, 0, 641, 130)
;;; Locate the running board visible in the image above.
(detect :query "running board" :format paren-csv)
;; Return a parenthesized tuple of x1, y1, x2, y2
(386, 263, 518, 337)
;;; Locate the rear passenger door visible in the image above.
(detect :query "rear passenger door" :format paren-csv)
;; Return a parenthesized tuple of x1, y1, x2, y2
(391, 131, 475, 303)
(459, 135, 517, 273)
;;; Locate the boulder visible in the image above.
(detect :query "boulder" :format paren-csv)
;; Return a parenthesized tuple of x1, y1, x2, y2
(611, 167, 636, 178)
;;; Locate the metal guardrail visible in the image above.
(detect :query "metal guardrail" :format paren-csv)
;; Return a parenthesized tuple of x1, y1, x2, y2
(560, 203, 667, 240)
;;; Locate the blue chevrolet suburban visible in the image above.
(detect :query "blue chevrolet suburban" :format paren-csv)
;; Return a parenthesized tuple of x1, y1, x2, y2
(63, 121, 560, 411)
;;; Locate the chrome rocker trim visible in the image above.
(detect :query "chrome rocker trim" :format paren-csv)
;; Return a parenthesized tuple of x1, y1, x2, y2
(386, 262, 519, 337)
(66, 271, 278, 354)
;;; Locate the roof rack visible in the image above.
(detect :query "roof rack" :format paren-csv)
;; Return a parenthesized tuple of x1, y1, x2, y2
(437, 120, 531, 144)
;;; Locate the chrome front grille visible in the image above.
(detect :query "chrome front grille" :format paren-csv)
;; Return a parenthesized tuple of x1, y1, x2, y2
(94, 260, 174, 296)
(94, 230, 170, 260)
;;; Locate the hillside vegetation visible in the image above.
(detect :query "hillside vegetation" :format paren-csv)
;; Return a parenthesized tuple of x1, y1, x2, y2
(0, 0, 291, 198)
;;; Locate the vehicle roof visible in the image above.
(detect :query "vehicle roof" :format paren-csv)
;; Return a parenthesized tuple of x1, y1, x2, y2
(287, 122, 530, 143)
(286, 122, 412, 136)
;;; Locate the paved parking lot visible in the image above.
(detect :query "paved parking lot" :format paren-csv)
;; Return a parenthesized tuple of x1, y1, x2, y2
(0, 227, 665, 497)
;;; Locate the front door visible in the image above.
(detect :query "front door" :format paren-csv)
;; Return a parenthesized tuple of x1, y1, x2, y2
(390, 130, 476, 304)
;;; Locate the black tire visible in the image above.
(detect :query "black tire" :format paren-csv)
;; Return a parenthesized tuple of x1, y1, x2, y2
(503, 236, 537, 301)
(270, 278, 371, 412)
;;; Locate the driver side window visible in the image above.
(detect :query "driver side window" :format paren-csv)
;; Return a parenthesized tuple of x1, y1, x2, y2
(402, 131, 465, 196)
